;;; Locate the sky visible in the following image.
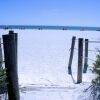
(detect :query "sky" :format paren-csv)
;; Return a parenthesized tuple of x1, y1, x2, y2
(0, 0, 100, 26)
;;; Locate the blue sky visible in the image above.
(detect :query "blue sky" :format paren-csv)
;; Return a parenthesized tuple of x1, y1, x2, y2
(0, 0, 100, 26)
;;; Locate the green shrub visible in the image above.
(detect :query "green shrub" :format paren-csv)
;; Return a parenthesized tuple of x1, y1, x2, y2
(92, 51, 100, 85)
(0, 67, 7, 94)
(90, 50, 100, 100)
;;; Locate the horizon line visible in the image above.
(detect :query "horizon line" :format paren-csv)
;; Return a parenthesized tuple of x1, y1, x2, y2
(0, 25, 100, 31)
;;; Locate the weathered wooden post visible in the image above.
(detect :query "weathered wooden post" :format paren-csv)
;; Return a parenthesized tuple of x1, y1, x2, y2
(9, 31, 18, 69)
(68, 36, 76, 74)
(77, 38, 83, 83)
(83, 39, 88, 73)
(3, 31, 20, 100)
(0, 38, 3, 68)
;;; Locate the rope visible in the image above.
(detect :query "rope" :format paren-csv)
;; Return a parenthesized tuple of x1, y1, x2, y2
(74, 39, 100, 43)
(89, 41, 100, 43)
(88, 58, 95, 62)
(0, 61, 5, 64)
(0, 43, 3, 45)
(74, 48, 98, 52)
(70, 73, 76, 84)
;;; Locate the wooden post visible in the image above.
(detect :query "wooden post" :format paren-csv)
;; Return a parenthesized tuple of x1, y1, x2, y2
(0, 38, 3, 68)
(9, 31, 18, 69)
(68, 36, 76, 74)
(3, 31, 20, 100)
(83, 39, 88, 73)
(77, 38, 83, 83)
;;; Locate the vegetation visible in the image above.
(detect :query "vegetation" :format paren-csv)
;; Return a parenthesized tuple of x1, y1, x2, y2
(92, 51, 100, 84)
(0, 67, 7, 94)
(89, 50, 100, 100)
